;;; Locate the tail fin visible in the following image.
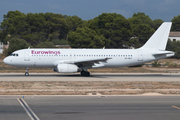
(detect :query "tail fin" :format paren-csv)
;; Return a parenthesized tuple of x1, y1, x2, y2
(141, 22, 172, 50)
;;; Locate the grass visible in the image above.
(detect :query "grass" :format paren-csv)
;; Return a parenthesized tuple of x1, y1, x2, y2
(0, 81, 180, 95)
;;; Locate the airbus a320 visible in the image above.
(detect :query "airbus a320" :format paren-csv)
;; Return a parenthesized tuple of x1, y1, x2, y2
(3, 22, 175, 76)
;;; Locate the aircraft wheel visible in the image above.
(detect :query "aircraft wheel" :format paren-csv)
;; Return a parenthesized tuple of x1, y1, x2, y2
(81, 71, 90, 76)
(81, 71, 86, 76)
(25, 72, 29, 76)
(85, 72, 90, 76)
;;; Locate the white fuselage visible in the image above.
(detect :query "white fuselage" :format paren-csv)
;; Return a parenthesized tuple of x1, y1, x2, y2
(3, 48, 173, 68)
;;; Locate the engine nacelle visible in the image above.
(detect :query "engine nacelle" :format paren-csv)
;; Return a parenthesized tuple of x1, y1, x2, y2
(56, 64, 79, 73)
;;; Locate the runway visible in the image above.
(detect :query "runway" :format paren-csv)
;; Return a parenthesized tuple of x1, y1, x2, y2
(0, 73, 180, 81)
(0, 73, 180, 119)
(0, 96, 180, 120)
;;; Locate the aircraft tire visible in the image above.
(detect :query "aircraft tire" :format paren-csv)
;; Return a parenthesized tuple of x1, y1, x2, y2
(85, 72, 90, 76)
(81, 71, 86, 76)
(81, 71, 90, 76)
(25, 72, 29, 76)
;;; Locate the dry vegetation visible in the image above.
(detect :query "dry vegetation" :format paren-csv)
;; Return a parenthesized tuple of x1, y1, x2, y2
(0, 81, 180, 95)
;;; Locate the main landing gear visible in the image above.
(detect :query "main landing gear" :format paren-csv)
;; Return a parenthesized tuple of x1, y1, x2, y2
(25, 67, 29, 76)
(81, 70, 90, 76)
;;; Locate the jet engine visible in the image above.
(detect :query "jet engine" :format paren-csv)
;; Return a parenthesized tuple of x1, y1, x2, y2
(55, 64, 79, 73)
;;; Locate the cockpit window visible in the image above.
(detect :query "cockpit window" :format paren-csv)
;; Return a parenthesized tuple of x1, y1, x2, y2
(9, 53, 18, 57)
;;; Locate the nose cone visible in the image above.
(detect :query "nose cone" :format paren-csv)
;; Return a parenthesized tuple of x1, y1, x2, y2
(3, 57, 10, 65)
(3, 57, 7, 64)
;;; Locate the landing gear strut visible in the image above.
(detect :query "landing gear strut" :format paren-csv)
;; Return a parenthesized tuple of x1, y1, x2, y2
(81, 70, 90, 76)
(25, 67, 29, 76)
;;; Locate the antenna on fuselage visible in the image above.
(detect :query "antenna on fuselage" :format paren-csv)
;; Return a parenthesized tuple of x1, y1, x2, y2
(28, 47, 30, 49)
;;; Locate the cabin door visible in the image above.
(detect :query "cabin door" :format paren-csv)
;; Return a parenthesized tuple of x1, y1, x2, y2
(138, 50, 143, 61)
(24, 49, 30, 61)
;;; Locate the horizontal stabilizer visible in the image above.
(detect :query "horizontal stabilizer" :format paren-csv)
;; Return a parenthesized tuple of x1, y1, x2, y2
(152, 51, 175, 56)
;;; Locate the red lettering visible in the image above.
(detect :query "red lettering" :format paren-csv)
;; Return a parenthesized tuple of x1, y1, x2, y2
(31, 50, 61, 55)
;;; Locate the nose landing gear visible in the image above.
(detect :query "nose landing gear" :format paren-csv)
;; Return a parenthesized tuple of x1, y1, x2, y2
(25, 67, 29, 76)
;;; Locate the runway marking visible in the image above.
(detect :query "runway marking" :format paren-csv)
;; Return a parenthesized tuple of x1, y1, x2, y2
(172, 105, 180, 110)
(17, 98, 40, 120)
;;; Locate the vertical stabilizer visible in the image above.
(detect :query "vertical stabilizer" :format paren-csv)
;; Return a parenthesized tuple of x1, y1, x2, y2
(141, 22, 172, 50)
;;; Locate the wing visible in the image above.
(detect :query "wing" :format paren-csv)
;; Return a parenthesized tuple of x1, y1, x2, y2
(73, 58, 111, 68)
(53, 58, 111, 68)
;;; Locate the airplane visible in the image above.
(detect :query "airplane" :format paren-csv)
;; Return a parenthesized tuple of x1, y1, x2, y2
(3, 22, 175, 76)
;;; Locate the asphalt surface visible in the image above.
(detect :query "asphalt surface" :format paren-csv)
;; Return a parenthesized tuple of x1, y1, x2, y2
(0, 96, 180, 120)
(0, 73, 180, 119)
(0, 73, 180, 81)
